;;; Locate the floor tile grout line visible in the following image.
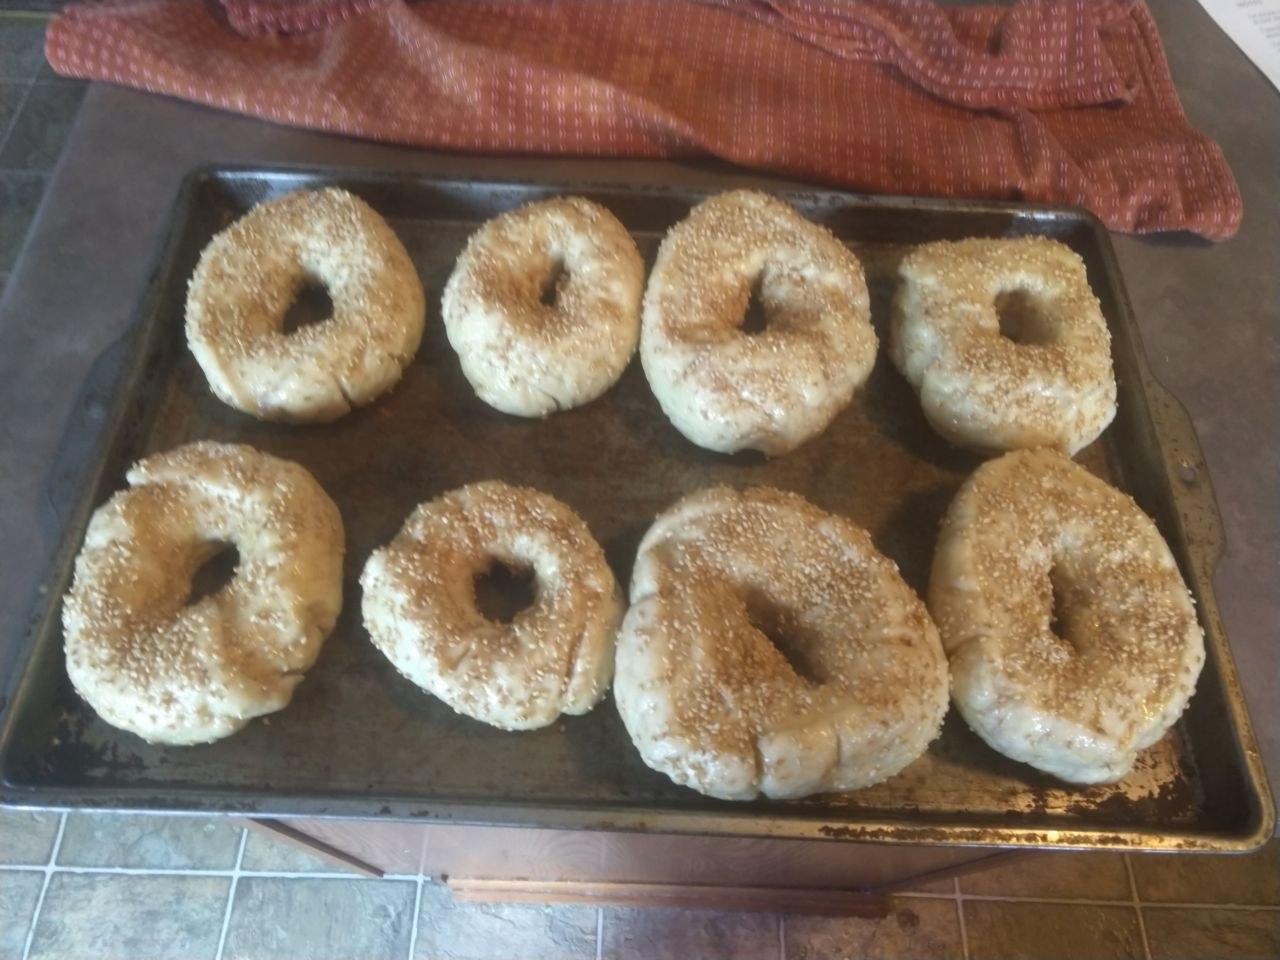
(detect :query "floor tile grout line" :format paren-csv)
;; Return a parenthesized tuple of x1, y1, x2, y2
(777, 913, 786, 960)
(595, 905, 604, 960)
(20, 810, 66, 960)
(954, 877, 970, 960)
(213, 826, 247, 960)
(1125, 855, 1153, 960)
(405, 873, 424, 960)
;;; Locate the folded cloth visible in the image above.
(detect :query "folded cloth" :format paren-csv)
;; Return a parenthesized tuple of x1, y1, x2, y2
(45, 0, 1241, 239)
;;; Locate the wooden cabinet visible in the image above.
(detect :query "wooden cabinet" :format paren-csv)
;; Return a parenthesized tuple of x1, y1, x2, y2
(252, 819, 1015, 913)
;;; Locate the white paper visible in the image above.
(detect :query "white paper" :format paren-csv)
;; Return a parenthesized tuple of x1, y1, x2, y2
(1196, 0, 1280, 93)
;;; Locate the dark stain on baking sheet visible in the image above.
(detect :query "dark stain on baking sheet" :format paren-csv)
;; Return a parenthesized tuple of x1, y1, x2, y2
(0, 169, 1269, 851)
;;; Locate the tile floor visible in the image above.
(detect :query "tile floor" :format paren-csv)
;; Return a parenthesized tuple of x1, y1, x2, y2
(0, 811, 1277, 959)
(1, 12, 1278, 960)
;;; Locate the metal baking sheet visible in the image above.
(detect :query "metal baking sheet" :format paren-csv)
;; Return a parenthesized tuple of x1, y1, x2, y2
(0, 166, 1272, 851)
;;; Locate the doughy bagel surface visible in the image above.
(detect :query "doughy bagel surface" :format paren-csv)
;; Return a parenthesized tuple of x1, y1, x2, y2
(930, 450, 1205, 783)
(361, 481, 622, 730)
(186, 187, 425, 422)
(442, 197, 644, 416)
(641, 191, 876, 455)
(890, 236, 1116, 455)
(62, 442, 345, 745)
(616, 486, 948, 801)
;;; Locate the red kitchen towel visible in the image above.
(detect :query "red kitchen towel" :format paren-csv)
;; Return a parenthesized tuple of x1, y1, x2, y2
(45, 0, 1242, 239)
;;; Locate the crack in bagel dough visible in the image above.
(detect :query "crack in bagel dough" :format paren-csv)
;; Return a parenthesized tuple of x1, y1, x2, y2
(640, 191, 876, 456)
(360, 482, 623, 730)
(889, 236, 1117, 456)
(930, 450, 1205, 784)
(185, 187, 426, 422)
(441, 197, 644, 417)
(615, 486, 948, 801)
(62, 442, 345, 745)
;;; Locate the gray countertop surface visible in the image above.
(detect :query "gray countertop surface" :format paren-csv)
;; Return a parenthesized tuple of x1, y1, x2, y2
(0, 2, 1275, 831)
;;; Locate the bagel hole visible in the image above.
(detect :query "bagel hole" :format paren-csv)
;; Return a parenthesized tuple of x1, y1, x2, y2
(539, 258, 568, 308)
(744, 591, 825, 685)
(281, 277, 334, 333)
(474, 559, 537, 625)
(1048, 566, 1076, 651)
(740, 274, 770, 336)
(187, 544, 239, 606)
(995, 288, 1057, 346)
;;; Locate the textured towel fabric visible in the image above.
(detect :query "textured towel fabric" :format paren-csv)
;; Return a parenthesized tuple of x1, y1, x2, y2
(45, 0, 1241, 239)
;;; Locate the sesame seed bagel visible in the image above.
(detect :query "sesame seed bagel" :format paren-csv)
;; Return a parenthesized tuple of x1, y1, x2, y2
(360, 482, 623, 730)
(641, 191, 876, 456)
(62, 442, 345, 745)
(186, 187, 425, 422)
(442, 197, 644, 416)
(616, 486, 948, 801)
(930, 450, 1205, 784)
(890, 236, 1117, 456)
